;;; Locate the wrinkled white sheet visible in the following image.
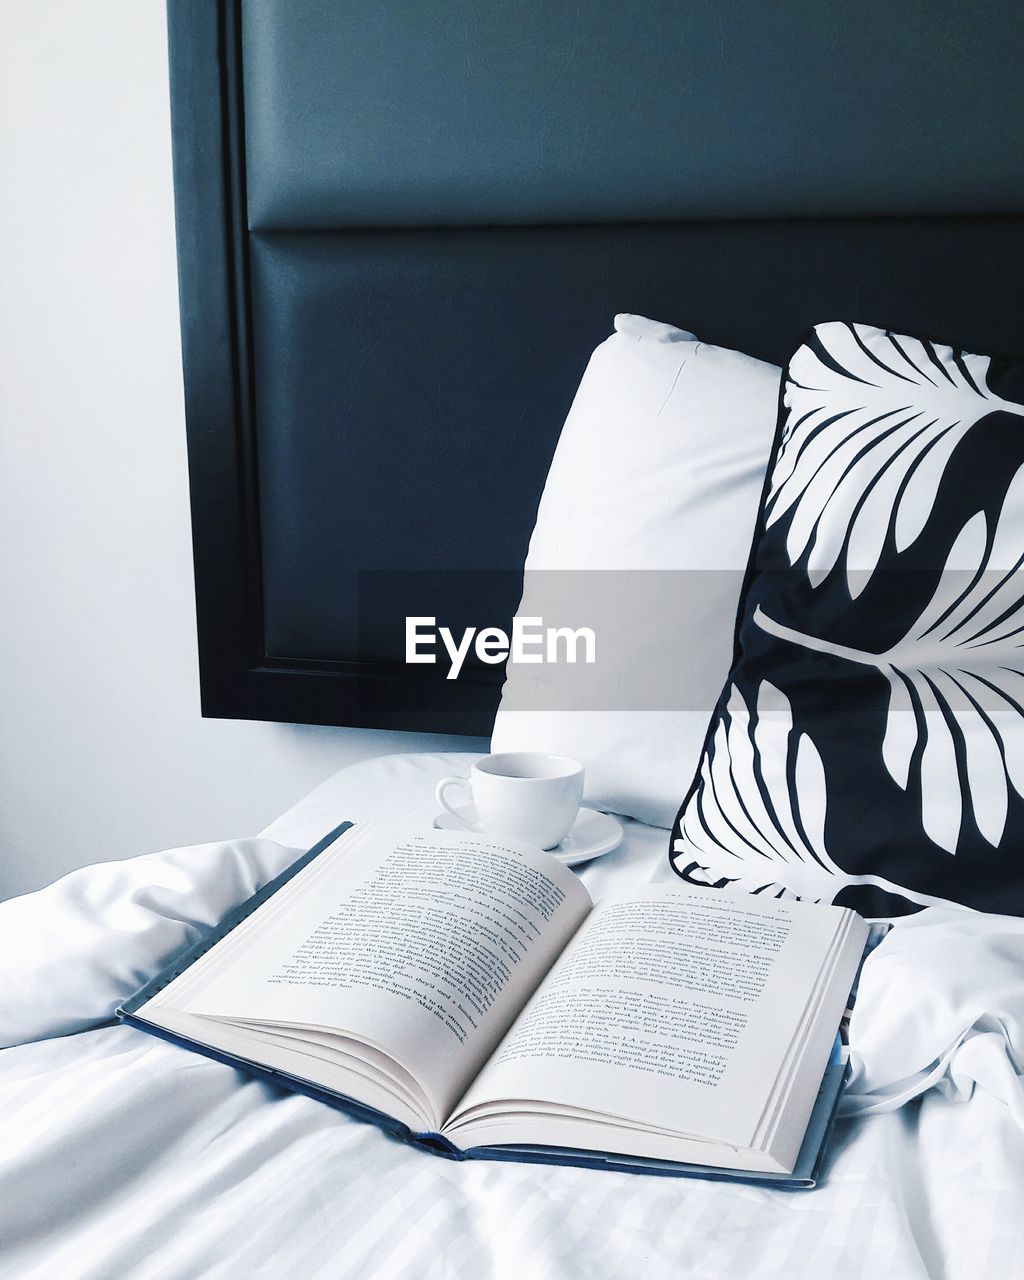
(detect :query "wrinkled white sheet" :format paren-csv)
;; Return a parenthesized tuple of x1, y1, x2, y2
(2, 752, 1023, 1279)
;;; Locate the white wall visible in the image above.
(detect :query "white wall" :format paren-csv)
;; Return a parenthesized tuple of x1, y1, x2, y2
(0, 1, 486, 900)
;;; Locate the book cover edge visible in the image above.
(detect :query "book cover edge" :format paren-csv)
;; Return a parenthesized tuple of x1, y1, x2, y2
(116, 820, 354, 1019)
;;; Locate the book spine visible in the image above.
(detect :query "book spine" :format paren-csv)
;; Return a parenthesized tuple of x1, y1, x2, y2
(413, 1133, 467, 1160)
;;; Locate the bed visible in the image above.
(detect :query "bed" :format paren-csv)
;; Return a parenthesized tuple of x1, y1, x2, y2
(3, 752, 1024, 1278)
(6, 2, 1024, 1275)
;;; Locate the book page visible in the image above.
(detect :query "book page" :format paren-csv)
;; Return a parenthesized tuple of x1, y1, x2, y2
(173, 823, 591, 1127)
(447, 886, 851, 1149)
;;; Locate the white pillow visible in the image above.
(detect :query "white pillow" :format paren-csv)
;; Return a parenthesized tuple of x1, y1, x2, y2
(490, 314, 780, 828)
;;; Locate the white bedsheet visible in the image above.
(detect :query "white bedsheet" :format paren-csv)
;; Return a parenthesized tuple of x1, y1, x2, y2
(2, 752, 1024, 1279)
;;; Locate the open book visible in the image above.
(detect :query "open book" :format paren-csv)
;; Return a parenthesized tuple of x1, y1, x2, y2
(120, 821, 869, 1185)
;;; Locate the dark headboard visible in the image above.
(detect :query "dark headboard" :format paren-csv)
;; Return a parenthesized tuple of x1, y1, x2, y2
(168, 0, 1024, 735)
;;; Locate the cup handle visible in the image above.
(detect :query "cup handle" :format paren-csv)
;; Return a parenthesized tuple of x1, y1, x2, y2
(435, 776, 482, 831)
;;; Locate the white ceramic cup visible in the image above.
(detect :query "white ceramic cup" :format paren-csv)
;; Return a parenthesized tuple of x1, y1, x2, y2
(435, 752, 584, 850)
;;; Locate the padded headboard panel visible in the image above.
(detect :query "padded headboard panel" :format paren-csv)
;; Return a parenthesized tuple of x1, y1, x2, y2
(242, 1, 1024, 227)
(168, 0, 1024, 734)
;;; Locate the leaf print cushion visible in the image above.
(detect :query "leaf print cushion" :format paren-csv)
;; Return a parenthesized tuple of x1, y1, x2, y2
(672, 321, 1024, 916)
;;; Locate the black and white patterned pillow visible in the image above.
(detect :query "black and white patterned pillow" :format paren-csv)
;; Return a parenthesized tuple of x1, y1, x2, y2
(672, 321, 1024, 916)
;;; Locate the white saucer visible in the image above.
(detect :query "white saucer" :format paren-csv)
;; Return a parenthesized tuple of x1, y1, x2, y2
(433, 802, 623, 867)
